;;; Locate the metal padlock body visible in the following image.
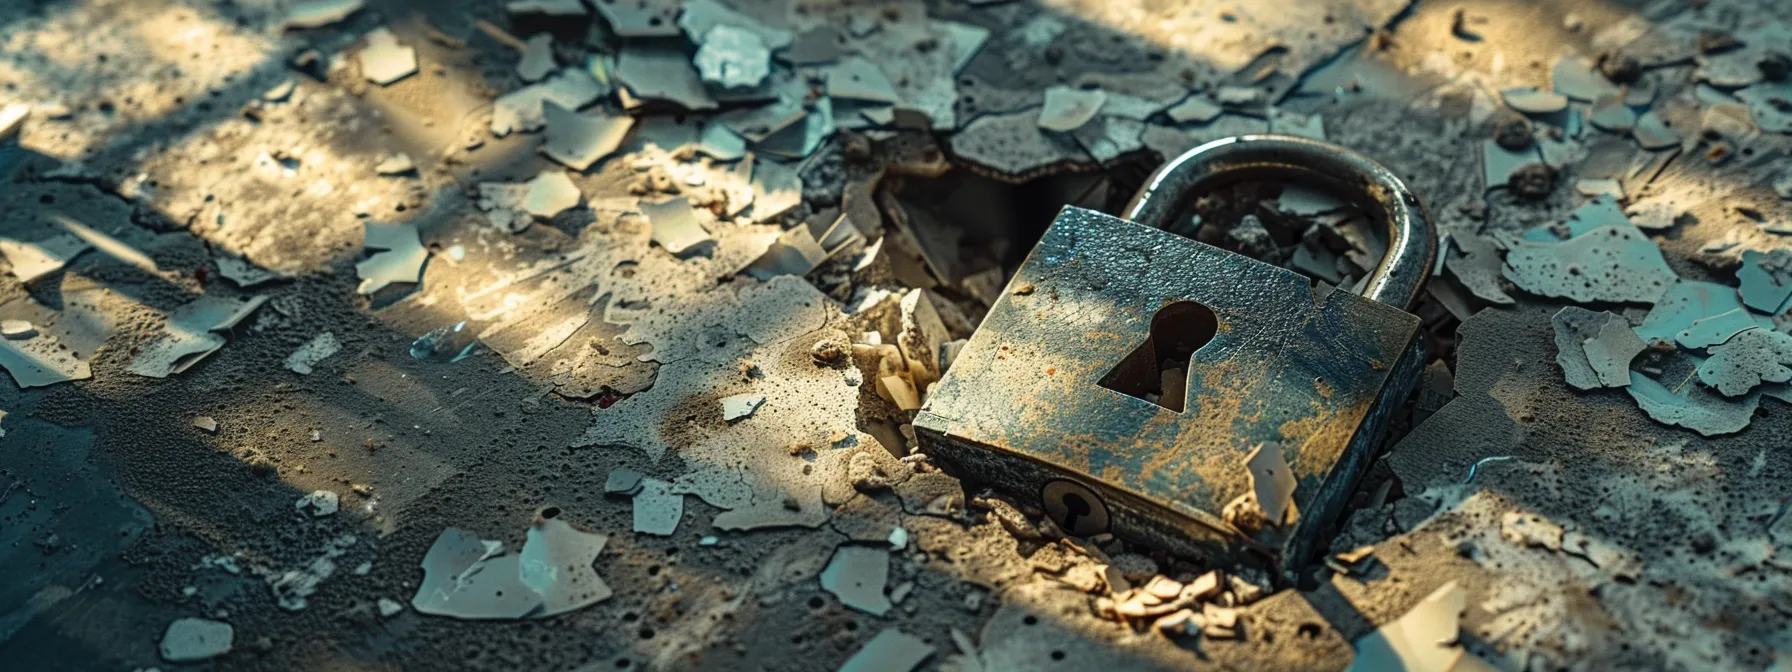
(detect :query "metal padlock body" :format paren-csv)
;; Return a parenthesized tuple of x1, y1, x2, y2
(915, 135, 1434, 576)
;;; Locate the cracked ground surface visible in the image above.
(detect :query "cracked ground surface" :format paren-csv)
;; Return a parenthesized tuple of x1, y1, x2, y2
(3, 0, 1792, 670)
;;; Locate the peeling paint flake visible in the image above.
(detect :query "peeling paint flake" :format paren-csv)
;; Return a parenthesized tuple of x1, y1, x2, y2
(1676, 307, 1768, 349)
(1628, 365, 1760, 436)
(632, 478, 683, 536)
(491, 69, 607, 137)
(616, 45, 717, 111)
(127, 295, 268, 378)
(1038, 86, 1106, 132)
(359, 28, 417, 85)
(838, 628, 935, 672)
(720, 393, 765, 421)
(1583, 314, 1645, 388)
(1551, 307, 1608, 391)
(1346, 582, 1493, 672)
(355, 222, 428, 295)
(821, 544, 892, 616)
(411, 528, 541, 620)
(283, 0, 364, 30)
(1698, 327, 1792, 396)
(1247, 442, 1297, 527)
(642, 198, 713, 256)
(694, 25, 771, 90)
(1636, 281, 1750, 345)
(0, 331, 91, 388)
(1739, 250, 1792, 315)
(1502, 226, 1676, 304)
(0, 234, 89, 283)
(541, 101, 634, 171)
(517, 517, 613, 617)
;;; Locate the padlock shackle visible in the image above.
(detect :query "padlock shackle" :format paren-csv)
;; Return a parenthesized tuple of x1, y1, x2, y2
(1122, 134, 1437, 311)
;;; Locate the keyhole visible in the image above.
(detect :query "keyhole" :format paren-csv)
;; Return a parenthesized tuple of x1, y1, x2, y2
(1060, 492, 1091, 530)
(1041, 479, 1110, 536)
(1097, 301, 1219, 412)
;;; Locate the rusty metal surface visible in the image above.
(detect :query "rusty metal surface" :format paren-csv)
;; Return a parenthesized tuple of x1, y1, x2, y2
(1123, 134, 1438, 310)
(915, 206, 1424, 575)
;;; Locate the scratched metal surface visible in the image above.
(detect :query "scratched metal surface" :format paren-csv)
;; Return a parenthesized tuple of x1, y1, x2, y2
(917, 206, 1422, 568)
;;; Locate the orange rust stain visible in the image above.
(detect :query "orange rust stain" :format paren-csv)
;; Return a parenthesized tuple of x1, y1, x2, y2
(1046, 368, 1056, 375)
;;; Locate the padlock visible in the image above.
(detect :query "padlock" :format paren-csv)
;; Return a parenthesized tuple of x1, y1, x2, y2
(914, 134, 1437, 578)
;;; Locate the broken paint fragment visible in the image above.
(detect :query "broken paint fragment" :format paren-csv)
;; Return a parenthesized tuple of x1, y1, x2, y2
(712, 483, 829, 531)
(1587, 95, 1637, 133)
(749, 159, 802, 222)
(604, 468, 644, 495)
(616, 45, 717, 111)
(1166, 95, 1223, 124)
(523, 170, 581, 220)
(1574, 179, 1624, 202)
(594, 0, 679, 37)
(838, 628, 935, 672)
(669, 466, 752, 509)
(1551, 56, 1619, 102)
(517, 34, 555, 83)
(720, 393, 765, 421)
(1676, 308, 1766, 349)
(827, 57, 900, 104)
(216, 256, 286, 288)
(1501, 226, 1676, 304)
(0, 103, 27, 142)
(541, 102, 634, 171)
(1633, 111, 1680, 150)
(1038, 86, 1105, 132)
(1346, 582, 1490, 672)
(1552, 307, 1608, 390)
(1698, 328, 1792, 396)
(1246, 443, 1297, 526)
(355, 222, 428, 294)
(0, 234, 88, 283)
(820, 545, 892, 616)
(1738, 250, 1792, 315)
(641, 198, 713, 256)
(517, 517, 612, 617)
(0, 333, 90, 388)
(677, 0, 793, 50)
(632, 478, 683, 536)
(1737, 82, 1792, 134)
(1501, 87, 1569, 114)
(160, 618, 233, 663)
(193, 416, 218, 432)
(359, 28, 418, 86)
(1583, 314, 1645, 388)
(694, 25, 770, 90)
(127, 295, 268, 378)
(1628, 365, 1761, 436)
(491, 69, 606, 136)
(284, 331, 341, 375)
(375, 153, 415, 175)
(283, 0, 364, 29)
(1482, 140, 1539, 191)
(696, 122, 746, 161)
(411, 528, 542, 619)
(1636, 281, 1751, 345)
